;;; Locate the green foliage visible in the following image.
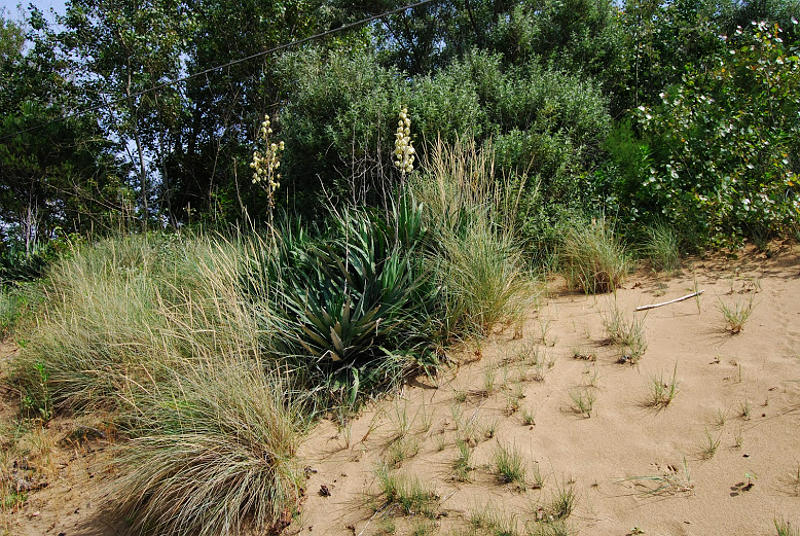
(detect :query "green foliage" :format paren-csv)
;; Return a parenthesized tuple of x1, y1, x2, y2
(276, 47, 610, 229)
(0, 287, 22, 339)
(247, 200, 442, 410)
(633, 20, 800, 245)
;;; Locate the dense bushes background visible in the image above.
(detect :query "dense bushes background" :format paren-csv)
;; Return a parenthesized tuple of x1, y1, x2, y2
(2, 0, 799, 258)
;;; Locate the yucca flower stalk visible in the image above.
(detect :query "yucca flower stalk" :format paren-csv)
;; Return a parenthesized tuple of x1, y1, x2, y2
(393, 106, 415, 178)
(251, 114, 285, 229)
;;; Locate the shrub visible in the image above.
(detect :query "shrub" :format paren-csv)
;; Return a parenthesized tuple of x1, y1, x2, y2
(561, 219, 629, 293)
(633, 20, 800, 245)
(274, 47, 611, 231)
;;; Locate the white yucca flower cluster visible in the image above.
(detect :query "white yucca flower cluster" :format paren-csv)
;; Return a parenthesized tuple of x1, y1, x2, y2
(393, 106, 415, 175)
(250, 114, 284, 208)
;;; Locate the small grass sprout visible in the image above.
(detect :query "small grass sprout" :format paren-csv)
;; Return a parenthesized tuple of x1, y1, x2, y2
(386, 436, 420, 467)
(719, 296, 755, 334)
(788, 463, 800, 496)
(453, 440, 474, 482)
(739, 399, 751, 420)
(542, 484, 576, 521)
(603, 303, 648, 363)
(713, 408, 727, 428)
(569, 387, 596, 418)
(521, 407, 536, 426)
(376, 464, 439, 518)
(470, 507, 520, 536)
(700, 429, 721, 460)
(775, 519, 800, 536)
(625, 457, 694, 497)
(647, 363, 679, 408)
(733, 426, 744, 449)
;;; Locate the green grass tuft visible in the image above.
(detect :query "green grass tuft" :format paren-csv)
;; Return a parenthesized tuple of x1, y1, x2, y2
(603, 303, 648, 363)
(719, 296, 755, 334)
(375, 464, 439, 518)
(561, 218, 629, 294)
(493, 443, 527, 489)
(644, 225, 681, 272)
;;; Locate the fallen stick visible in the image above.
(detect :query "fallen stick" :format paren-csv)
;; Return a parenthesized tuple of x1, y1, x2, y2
(635, 290, 704, 311)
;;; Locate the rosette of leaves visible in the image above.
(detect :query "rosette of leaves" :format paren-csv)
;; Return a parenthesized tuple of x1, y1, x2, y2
(249, 195, 441, 409)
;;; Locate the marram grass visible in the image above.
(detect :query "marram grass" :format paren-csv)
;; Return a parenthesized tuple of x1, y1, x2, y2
(111, 361, 304, 536)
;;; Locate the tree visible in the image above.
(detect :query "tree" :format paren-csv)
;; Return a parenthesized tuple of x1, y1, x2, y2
(0, 10, 127, 252)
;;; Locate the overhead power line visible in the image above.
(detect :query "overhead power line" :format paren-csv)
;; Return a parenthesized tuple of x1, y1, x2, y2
(0, 0, 439, 142)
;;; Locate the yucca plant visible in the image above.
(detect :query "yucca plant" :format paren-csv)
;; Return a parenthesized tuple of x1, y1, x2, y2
(251, 202, 441, 409)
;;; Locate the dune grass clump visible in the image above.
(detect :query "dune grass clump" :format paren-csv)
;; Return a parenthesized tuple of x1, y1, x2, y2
(493, 443, 527, 489)
(603, 303, 648, 363)
(469, 506, 520, 535)
(561, 219, 629, 294)
(7, 233, 309, 536)
(452, 439, 475, 482)
(435, 221, 535, 336)
(569, 387, 596, 418)
(9, 233, 245, 414)
(647, 363, 679, 408)
(644, 225, 681, 272)
(375, 464, 439, 518)
(111, 361, 304, 536)
(414, 138, 537, 338)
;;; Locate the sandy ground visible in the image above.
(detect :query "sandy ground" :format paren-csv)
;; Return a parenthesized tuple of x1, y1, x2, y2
(289, 246, 800, 536)
(2, 245, 799, 535)
(0, 344, 118, 536)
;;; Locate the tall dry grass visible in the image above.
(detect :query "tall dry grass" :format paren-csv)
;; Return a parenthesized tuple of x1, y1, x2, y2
(8, 232, 305, 535)
(112, 360, 304, 536)
(414, 138, 538, 338)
